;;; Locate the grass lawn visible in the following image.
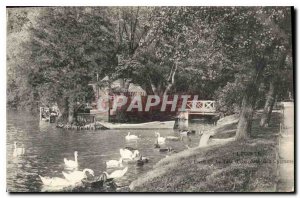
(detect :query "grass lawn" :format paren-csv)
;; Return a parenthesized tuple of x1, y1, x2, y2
(130, 112, 280, 192)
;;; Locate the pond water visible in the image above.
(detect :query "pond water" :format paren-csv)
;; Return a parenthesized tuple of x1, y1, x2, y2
(6, 111, 215, 192)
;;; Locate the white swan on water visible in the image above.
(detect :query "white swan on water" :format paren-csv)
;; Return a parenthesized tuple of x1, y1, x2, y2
(155, 132, 166, 144)
(39, 175, 74, 187)
(125, 132, 139, 140)
(106, 157, 123, 168)
(103, 167, 128, 179)
(64, 151, 78, 168)
(13, 141, 25, 157)
(120, 149, 139, 160)
(62, 168, 94, 183)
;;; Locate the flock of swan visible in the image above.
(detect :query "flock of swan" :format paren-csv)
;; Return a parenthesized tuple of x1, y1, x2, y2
(13, 129, 196, 191)
(37, 149, 130, 190)
(36, 132, 151, 190)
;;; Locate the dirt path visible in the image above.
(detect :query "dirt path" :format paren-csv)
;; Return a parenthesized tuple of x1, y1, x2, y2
(277, 102, 294, 192)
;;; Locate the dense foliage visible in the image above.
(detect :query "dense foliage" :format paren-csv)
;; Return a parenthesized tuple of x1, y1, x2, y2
(7, 7, 293, 137)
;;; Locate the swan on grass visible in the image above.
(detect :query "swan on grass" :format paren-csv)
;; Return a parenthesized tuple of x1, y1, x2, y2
(62, 168, 94, 183)
(64, 151, 78, 168)
(120, 149, 139, 160)
(106, 157, 123, 168)
(39, 175, 74, 187)
(103, 167, 128, 179)
(155, 132, 166, 144)
(13, 141, 25, 157)
(125, 132, 139, 140)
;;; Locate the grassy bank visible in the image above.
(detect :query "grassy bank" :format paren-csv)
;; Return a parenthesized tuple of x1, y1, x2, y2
(130, 113, 280, 192)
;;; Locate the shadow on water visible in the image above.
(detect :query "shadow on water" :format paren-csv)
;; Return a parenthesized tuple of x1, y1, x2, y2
(6, 111, 215, 192)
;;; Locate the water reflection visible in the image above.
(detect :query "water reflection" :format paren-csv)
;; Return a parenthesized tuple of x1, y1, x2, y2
(7, 111, 214, 192)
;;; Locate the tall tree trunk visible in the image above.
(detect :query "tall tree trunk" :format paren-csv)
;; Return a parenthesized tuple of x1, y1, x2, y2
(163, 63, 178, 95)
(260, 80, 276, 127)
(260, 52, 287, 127)
(149, 77, 160, 96)
(57, 97, 68, 122)
(235, 84, 257, 140)
(236, 61, 266, 140)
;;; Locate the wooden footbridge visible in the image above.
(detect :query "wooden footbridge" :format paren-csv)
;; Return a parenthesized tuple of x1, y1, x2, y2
(178, 100, 219, 120)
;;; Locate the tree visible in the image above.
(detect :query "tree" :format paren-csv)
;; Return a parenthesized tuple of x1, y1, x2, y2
(104, 7, 156, 90)
(25, 7, 116, 122)
(7, 8, 40, 110)
(259, 7, 293, 127)
(117, 7, 218, 96)
(211, 7, 292, 139)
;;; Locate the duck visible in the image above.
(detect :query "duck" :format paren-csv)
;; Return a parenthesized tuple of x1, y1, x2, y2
(125, 132, 139, 140)
(106, 157, 123, 168)
(13, 141, 25, 157)
(136, 158, 144, 166)
(39, 175, 74, 187)
(136, 155, 149, 166)
(159, 147, 173, 152)
(62, 168, 94, 183)
(64, 151, 78, 168)
(103, 167, 128, 179)
(140, 156, 149, 163)
(155, 132, 166, 144)
(120, 149, 139, 160)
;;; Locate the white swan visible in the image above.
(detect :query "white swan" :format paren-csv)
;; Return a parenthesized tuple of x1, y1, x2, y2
(125, 132, 139, 140)
(62, 168, 94, 183)
(120, 149, 139, 160)
(155, 132, 166, 144)
(103, 167, 128, 179)
(39, 175, 74, 187)
(13, 141, 25, 157)
(64, 151, 78, 168)
(106, 157, 123, 168)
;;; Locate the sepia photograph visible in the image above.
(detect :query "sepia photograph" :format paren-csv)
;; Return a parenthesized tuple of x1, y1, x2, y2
(6, 6, 294, 192)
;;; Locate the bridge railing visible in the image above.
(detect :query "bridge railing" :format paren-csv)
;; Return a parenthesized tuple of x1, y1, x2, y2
(186, 100, 216, 113)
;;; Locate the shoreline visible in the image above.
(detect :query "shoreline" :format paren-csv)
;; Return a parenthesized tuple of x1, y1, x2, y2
(129, 112, 281, 192)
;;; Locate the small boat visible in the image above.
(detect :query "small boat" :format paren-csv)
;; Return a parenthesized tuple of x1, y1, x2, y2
(98, 121, 175, 129)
